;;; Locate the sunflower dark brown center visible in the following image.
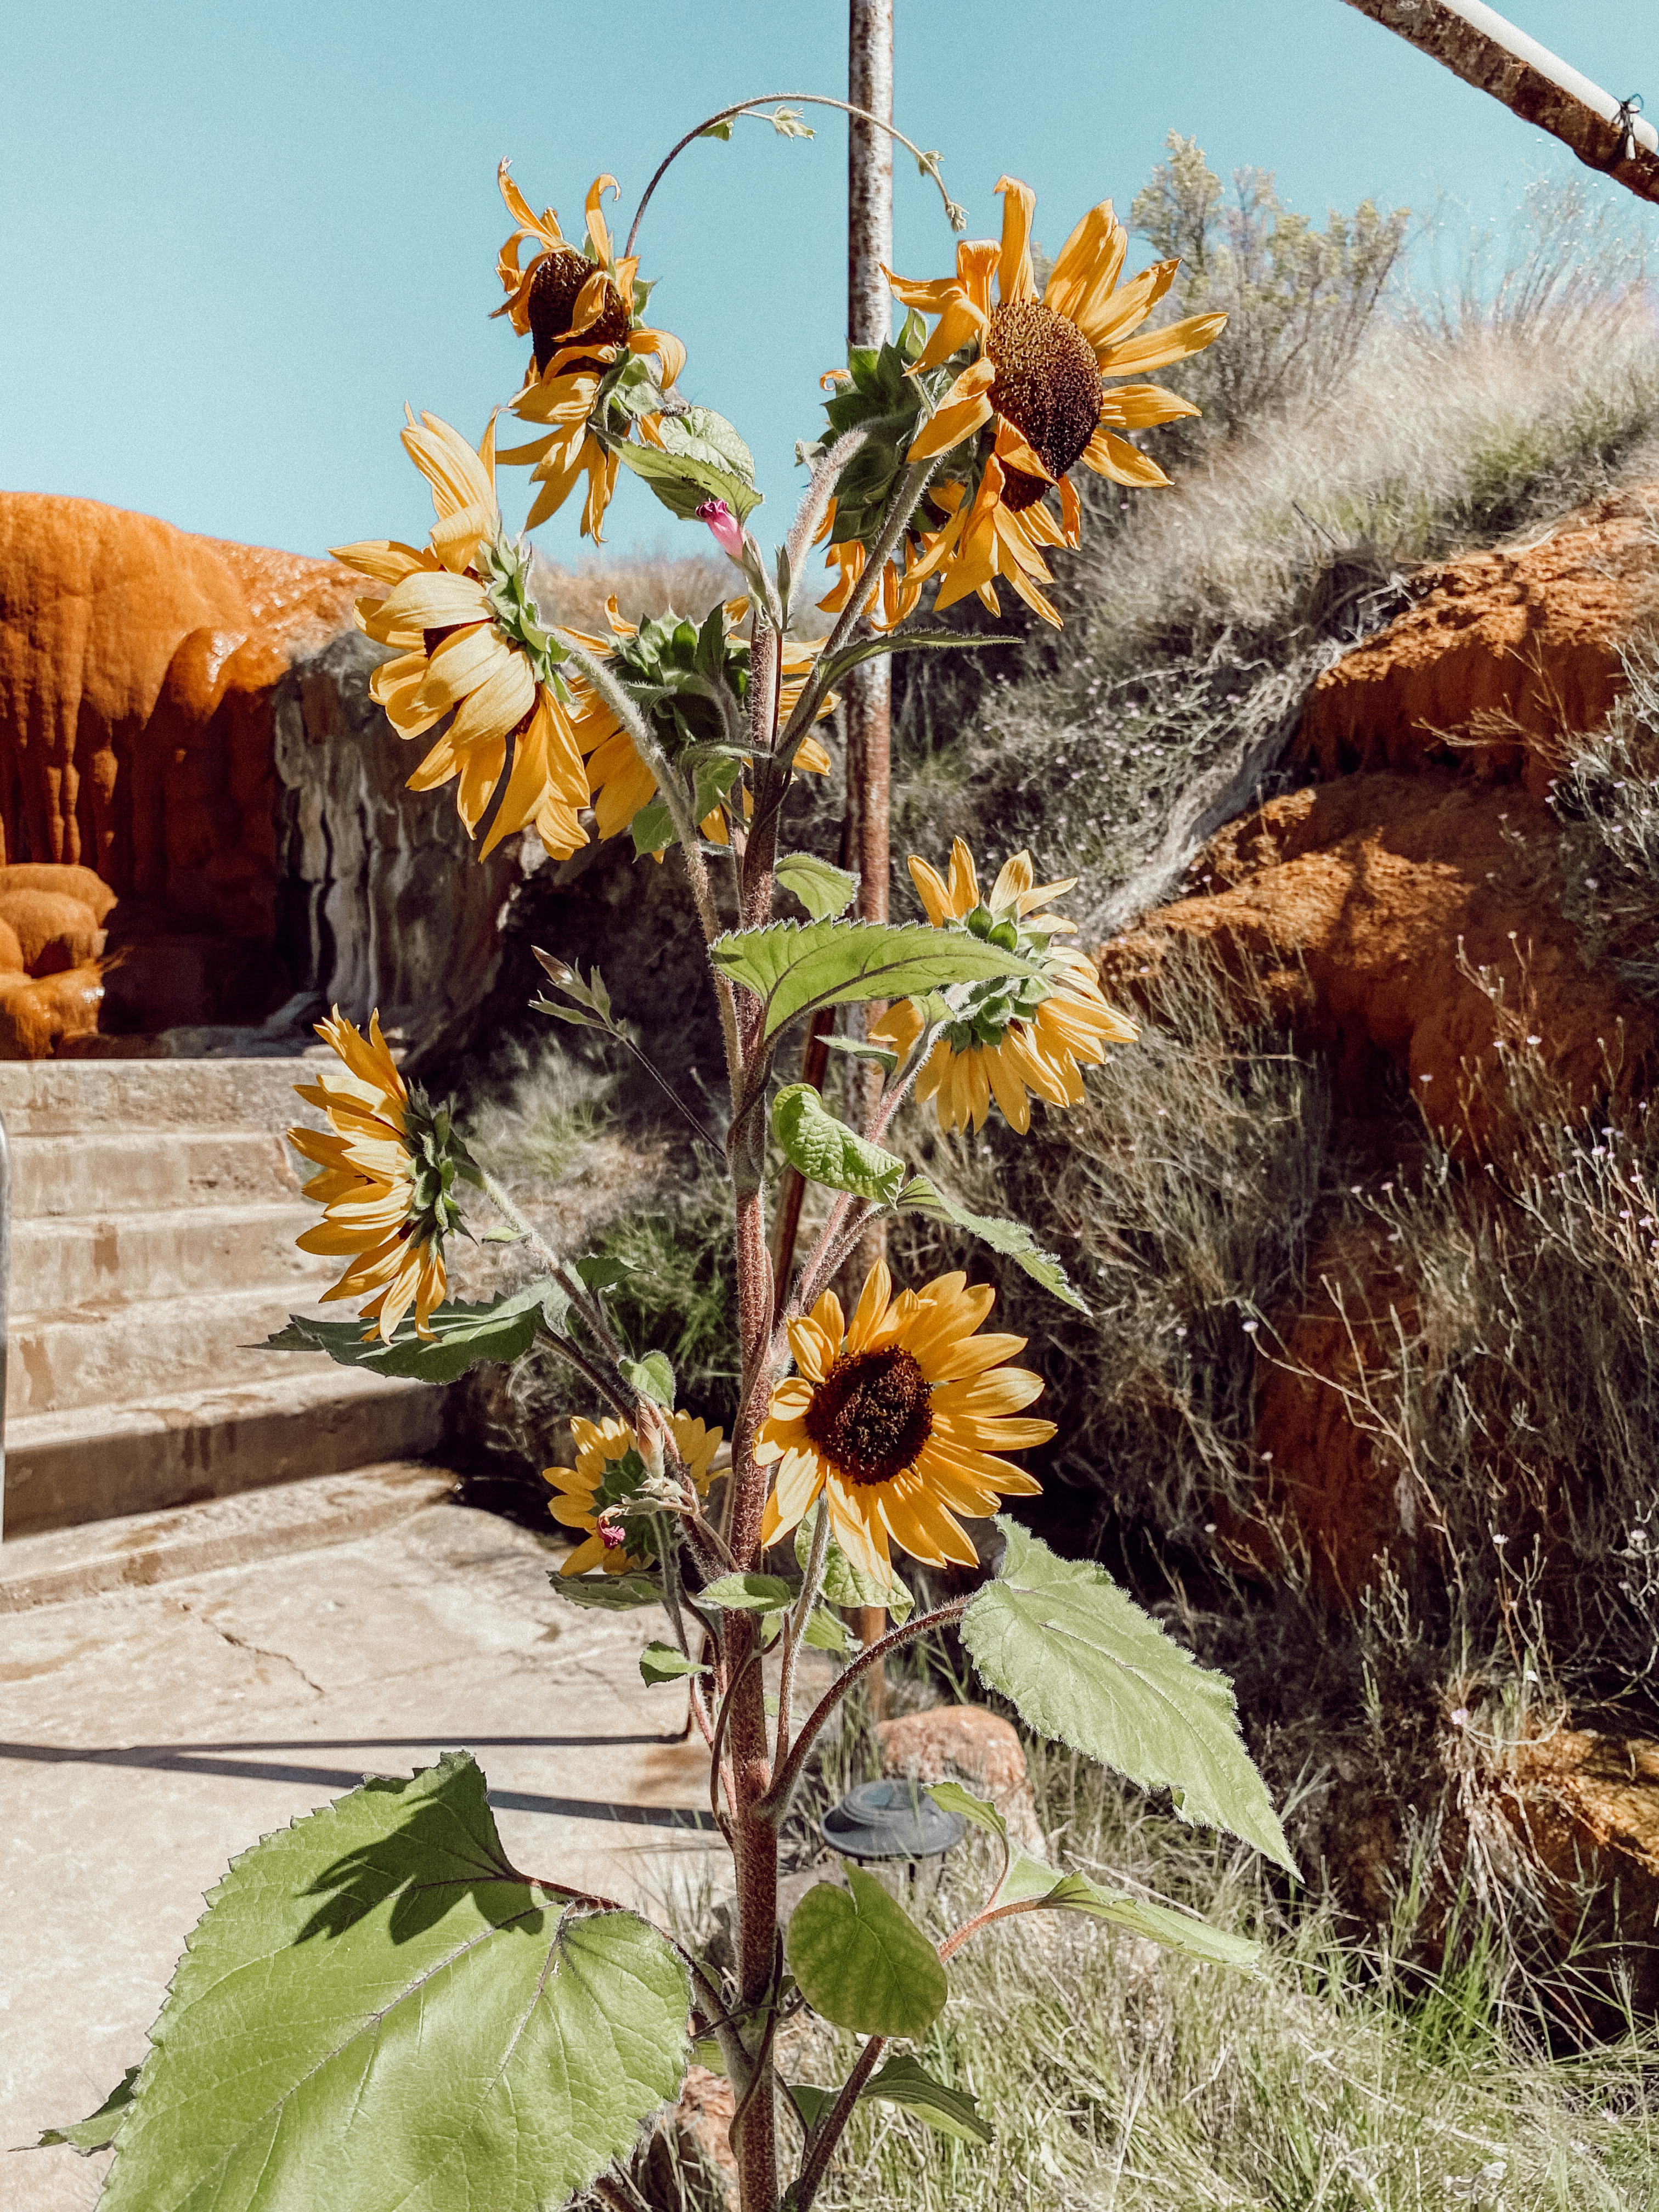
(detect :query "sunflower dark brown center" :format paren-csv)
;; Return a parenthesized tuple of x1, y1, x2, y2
(803, 1346, 934, 1487)
(984, 300, 1103, 511)
(527, 246, 631, 375)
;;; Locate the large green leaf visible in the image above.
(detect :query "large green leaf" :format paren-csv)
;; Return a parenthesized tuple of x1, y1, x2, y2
(772, 1084, 906, 1205)
(786, 1866, 948, 2037)
(97, 1754, 689, 2211)
(898, 1176, 1090, 1316)
(37, 2067, 139, 2154)
(963, 1525, 1295, 1872)
(775, 851, 860, 922)
(925, 1779, 1257, 1971)
(611, 435, 762, 523)
(862, 2054, 992, 2145)
(1000, 1857, 1260, 1971)
(262, 1280, 565, 1383)
(551, 1571, 668, 1612)
(657, 406, 756, 487)
(697, 1571, 798, 1613)
(709, 919, 1039, 1043)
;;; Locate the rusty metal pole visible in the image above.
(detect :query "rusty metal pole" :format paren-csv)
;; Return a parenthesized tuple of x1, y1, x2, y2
(1340, 0, 1659, 201)
(847, 0, 894, 1711)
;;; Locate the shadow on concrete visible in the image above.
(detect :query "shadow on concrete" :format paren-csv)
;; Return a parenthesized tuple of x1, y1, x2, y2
(0, 1740, 716, 1830)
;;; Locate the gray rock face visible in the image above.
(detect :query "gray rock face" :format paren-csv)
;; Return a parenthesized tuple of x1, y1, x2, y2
(271, 631, 523, 1066)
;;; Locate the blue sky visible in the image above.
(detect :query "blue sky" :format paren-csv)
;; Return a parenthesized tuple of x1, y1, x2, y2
(2, 1, 1651, 566)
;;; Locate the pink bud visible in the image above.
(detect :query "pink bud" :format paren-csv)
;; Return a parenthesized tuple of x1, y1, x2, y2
(695, 497, 745, 562)
(597, 1515, 627, 1550)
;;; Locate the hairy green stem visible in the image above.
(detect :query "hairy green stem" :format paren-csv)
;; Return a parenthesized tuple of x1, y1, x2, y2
(791, 2033, 888, 2212)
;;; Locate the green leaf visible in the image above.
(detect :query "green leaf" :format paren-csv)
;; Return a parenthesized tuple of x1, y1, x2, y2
(710, 918, 1039, 1044)
(821, 1034, 899, 1075)
(36, 2066, 140, 2154)
(898, 1176, 1090, 1316)
(796, 1503, 914, 1622)
(620, 1351, 676, 1407)
(787, 2081, 836, 2131)
(551, 1571, 667, 1611)
(575, 1254, 639, 1292)
(963, 1523, 1296, 1872)
(697, 1571, 798, 1612)
(94, 1753, 689, 2212)
(658, 405, 755, 488)
(923, 1779, 1008, 1842)
(610, 435, 762, 523)
(698, 116, 733, 141)
(775, 851, 860, 922)
(640, 1640, 710, 1685)
(772, 1084, 906, 1205)
(862, 2054, 992, 2145)
(998, 1857, 1260, 1971)
(785, 1865, 949, 2037)
(261, 1280, 566, 1385)
(481, 1226, 527, 1245)
(630, 796, 676, 857)
(802, 1605, 853, 1656)
(818, 628, 1019, 693)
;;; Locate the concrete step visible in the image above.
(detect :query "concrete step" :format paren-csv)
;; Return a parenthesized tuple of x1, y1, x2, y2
(3, 1370, 450, 1538)
(9, 1285, 360, 1420)
(13, 1128, 306, 1218)
(0, 1056, 326, 1138)
(0, 1459, 456, 1607)
(11, 1202, 325, 1315)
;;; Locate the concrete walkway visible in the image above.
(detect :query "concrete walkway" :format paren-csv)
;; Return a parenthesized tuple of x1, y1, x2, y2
(1, 1470, 719, 2210)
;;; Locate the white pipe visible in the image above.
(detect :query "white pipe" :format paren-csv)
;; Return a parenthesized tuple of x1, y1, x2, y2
(1431, 0, 1658, 155)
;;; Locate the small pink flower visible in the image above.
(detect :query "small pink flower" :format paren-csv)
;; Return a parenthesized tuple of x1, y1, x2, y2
(695, 498, 745, 562)
(598, 1516, 627, 1551)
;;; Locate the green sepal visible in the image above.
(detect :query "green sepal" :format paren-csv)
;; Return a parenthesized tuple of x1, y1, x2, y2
(775, 852, 860, 921)
(88, 1753, 690, 2212)
(697, 1571, 798, 1613)
(551, 1572, 667, 1611)
(35, 2067, 140, 2155)
(709, 918, 1040, 1044)
(862, 2054, 992, 2145)
(785, 1865, 948, 2037)
(898, 1175, 1090, 1316)
(639, 1640, 710, 1685)
(261, 1279, 568, 1384)
(772, 1084, 906, 1205)
(963, 1523, 1296, 1872)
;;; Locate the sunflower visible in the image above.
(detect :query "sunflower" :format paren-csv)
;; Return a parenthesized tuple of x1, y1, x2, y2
(871, 838, 1136, 1135)
(289, 1008, 472, 1342)
(566, 598, 835, 851)
(758, 1262, 1052, 1579)
(493, 165, 687, 543)
(547, 1412, 724, 1576)
(332, 411, 590, 861)
(889, 177, 1225, 624)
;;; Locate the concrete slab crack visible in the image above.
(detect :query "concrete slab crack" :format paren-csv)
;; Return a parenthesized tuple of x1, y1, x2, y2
(191, 1613, 325, 1697)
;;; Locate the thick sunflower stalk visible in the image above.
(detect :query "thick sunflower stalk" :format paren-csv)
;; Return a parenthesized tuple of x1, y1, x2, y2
(62, 115, 1297, 2212)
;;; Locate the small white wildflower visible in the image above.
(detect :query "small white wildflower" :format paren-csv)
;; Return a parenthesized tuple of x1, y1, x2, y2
(1450, 1707, 1470, 1728)
(1242, 1319, 1259, 1334)
(1527, 1034, 1543, 1045)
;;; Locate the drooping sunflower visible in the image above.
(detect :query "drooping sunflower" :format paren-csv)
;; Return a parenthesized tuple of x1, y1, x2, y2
(872, 838, 1136, 1135)
(332, 411, 590, 861)
(547, 1412, 724, 1577)
(493, 165, 687, 543)
(758, 1262, 1052, 1579)
(565, 599, 836, 851)
(289, 1008, 472, 1341)
(891, 177, 1225, 624)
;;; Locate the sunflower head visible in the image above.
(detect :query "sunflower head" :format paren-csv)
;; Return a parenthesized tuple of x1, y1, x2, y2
(492, 163, 689, 543)
(887, 177, 1226, 625)
(872, 838, 1137, 1135)
(546, 1412, 723, 1577)
(289, 1007, 480, 1341)
(758, 1261, 1052, 1579)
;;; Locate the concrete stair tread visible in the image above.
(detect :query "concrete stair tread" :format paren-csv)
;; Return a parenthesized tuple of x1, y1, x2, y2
(0, 1057, 326, 1136)
(12, 1130, 309, 1218)
(7, 1362, 431, 1448)
(12, 1280, 335, 1331)
(0, 1460, 459, 1610)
